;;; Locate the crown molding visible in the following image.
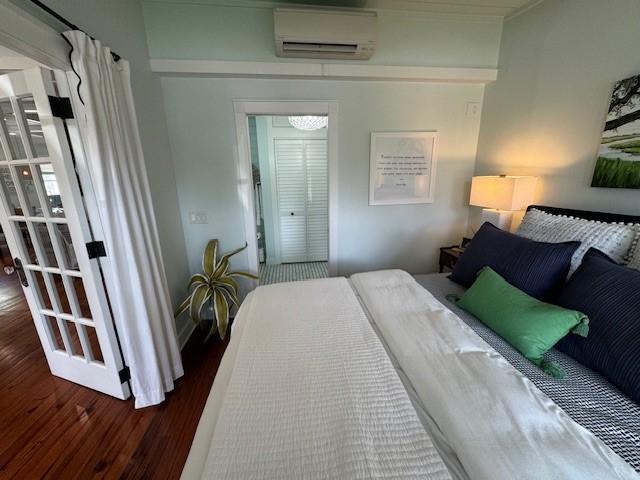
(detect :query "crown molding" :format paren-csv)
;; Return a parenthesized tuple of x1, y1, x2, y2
(150, 58, 498, 83)
(144, 0, 516, 18)
(504, 0, 545, 21)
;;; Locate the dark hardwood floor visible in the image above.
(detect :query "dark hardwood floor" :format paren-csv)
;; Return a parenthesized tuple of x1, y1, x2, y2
(0, 273, 228, 479)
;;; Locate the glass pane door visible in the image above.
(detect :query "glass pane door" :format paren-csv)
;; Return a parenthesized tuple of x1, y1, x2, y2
(0, 68, 129, 399)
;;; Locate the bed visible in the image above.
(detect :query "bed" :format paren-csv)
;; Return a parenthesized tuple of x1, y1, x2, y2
(182, 206, 640, 480)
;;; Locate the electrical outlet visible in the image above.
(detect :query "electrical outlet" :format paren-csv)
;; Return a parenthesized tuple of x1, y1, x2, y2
(466, 102, 481, 117)
(189, 211, 208, 224)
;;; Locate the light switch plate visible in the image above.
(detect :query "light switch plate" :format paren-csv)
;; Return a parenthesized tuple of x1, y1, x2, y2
(189, 211, 208, 224)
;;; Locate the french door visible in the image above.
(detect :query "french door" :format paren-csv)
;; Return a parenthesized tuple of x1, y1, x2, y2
(0, 68, 129, 399)
(275, 138, 328, 263)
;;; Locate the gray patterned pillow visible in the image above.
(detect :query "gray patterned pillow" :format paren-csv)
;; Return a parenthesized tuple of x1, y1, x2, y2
(516, 209, 640, 275)
(628, 246, 640, 271)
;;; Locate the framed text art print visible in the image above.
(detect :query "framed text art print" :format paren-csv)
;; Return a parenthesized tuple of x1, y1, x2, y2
(369, 131, 438, 205)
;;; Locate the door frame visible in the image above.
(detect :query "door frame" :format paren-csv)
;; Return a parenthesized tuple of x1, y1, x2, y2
(264, 117, 328, 265)
(0, 2, 70, 71)
(233, 100, 338, 277)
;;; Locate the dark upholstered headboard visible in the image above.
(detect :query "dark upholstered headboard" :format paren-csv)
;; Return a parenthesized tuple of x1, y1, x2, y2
(527, 205, 640, 225)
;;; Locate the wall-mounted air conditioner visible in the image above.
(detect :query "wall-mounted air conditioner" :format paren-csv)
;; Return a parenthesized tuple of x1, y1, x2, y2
(274, 8, 377, 60)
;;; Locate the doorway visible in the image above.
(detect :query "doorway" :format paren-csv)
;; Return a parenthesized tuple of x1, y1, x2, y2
(248, 115, 329, 284)
(234, 101, 339, 283)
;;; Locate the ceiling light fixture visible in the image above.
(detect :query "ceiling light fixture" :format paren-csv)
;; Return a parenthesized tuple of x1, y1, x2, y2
(288, 115, 328, 131)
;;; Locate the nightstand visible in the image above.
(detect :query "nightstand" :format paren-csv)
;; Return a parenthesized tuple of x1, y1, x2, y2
(439, 238, 471, 273)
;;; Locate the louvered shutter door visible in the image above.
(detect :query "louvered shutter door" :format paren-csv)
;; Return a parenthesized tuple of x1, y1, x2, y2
(275, 140, 307, 263)
(275, 138, 328, 263)
(305, 140, 328, 261)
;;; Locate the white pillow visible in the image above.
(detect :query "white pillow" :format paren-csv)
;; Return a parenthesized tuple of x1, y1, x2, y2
(516, 209, 640, 274)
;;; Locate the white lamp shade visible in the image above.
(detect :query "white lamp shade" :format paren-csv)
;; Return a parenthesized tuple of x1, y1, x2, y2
(470, 175, 537, 211)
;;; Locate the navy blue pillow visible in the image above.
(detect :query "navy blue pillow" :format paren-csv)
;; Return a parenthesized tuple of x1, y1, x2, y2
(556, 248, 640, 404)
(450, 222, 579, 300)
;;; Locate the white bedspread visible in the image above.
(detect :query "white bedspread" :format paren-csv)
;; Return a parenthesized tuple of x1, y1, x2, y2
(199, 277, 452, 479)
(351, 270, 639, 480)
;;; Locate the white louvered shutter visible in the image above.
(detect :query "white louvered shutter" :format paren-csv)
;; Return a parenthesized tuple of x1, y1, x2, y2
(305, 140, 328, 261)
(275, 138, 328, 263)
(276, 140, 307, 262)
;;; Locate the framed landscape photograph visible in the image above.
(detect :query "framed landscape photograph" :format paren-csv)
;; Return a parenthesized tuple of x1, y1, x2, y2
(369, 131, 438, 205)
(592, 74, 640, 189)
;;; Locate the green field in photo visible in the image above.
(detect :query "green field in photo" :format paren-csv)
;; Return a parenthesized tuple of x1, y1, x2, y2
(592, 156, 640, 188)
(601, 134, 639, 144)
(609, 139, 640, 154)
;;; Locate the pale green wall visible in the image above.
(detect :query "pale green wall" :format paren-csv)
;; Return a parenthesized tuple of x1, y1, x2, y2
(142, 1, 503, 68)
(32, 1, 191, 334)
(474, 0, 640, 228)
(141, 2, 502, 277)
(161, 78, 485, 276)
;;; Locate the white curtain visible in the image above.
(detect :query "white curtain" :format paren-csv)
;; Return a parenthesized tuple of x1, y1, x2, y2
(63, 31, 183, 408)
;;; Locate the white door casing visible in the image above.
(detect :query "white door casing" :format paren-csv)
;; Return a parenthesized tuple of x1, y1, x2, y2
(0, 67, 129, 399)
(233, 100, 338, 279)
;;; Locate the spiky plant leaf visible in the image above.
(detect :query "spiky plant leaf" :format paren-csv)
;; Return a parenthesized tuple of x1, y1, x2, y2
(189, 284, 211, 325)
(215, 277, 237, 296)
(218, 243, 248, 267)
(220, 286, 240, 307)
(174, 296, 191, 317)
(227, 291, 240, 307)
(188, 273, 208, 290)
(215, 279, 240, 307)
(223, 276, 239, 292)
(213, 289, 230, 339)
(203, 239, 218, 277)
(212, 258, 229, 280)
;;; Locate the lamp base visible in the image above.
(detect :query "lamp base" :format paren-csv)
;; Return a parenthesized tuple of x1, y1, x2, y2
(481, 209, 513, 231)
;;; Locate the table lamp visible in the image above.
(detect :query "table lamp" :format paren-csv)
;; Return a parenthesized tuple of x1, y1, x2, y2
(470, 175, 537, 230)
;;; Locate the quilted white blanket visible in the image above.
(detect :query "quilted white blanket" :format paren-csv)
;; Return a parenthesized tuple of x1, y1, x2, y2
(200, 277, 451, 479)
(351, 270, 639, 480)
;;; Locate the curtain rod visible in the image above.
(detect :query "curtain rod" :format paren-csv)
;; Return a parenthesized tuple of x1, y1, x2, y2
(28, 0, 122, 62)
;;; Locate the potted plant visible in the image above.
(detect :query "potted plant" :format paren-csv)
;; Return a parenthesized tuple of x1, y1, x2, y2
(175, 240, 257, 341)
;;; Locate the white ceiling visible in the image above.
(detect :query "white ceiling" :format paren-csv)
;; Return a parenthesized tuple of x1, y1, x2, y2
(226, 0, 539, 16)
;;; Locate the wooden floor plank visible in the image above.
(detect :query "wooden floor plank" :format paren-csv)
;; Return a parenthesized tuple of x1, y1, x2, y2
(0, 274, 227, 479)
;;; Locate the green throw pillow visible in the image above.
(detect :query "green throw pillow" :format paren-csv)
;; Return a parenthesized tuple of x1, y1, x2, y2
(454, 267, 589, 378)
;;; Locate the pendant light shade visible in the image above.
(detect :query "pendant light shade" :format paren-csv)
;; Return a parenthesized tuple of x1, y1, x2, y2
(288, 115, 328, 131)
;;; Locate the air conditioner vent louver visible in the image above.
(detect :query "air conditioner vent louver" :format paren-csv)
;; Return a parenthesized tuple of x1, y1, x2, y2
(275, 9, 377, 60)
(283, 42, 359, 54)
